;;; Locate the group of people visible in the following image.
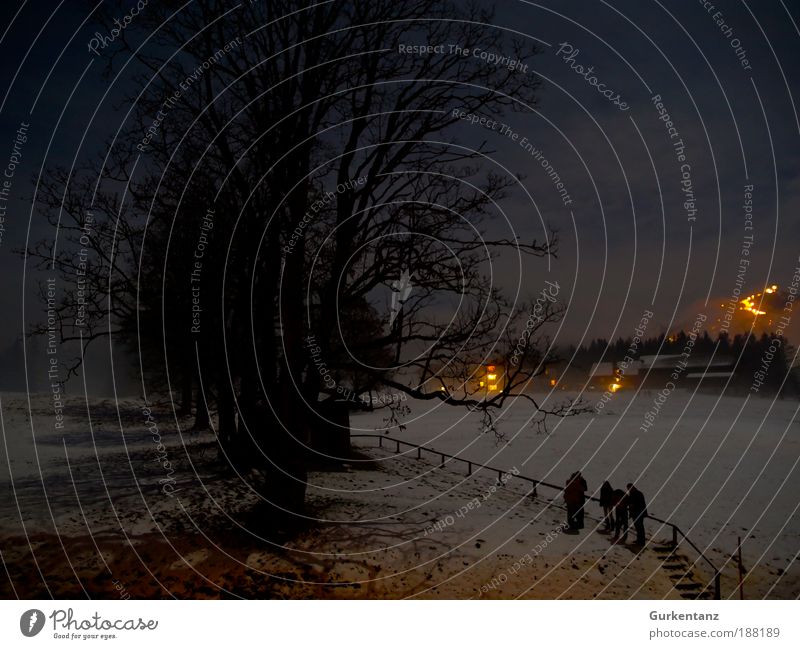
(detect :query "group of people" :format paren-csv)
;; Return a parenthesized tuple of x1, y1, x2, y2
(563, 473, 648, 546)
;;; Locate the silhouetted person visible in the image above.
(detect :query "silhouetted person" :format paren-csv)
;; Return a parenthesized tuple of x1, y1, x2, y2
(575, 471, 588, 529)
(599, 481, 614, 531)
(564, 472, 583, 531)
(611, 488, 628, 542)
(627, 483, 647, 545)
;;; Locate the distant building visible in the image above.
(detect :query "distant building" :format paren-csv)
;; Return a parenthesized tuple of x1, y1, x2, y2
(589, 361, 622, 391)
(420, 361, 508, 398)
(539, 361, 586, 391)
(637, 355, 735, 388)
(472, 362, 507, 395)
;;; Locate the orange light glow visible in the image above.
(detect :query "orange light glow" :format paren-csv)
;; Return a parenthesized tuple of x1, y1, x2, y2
(736, 284, 778, 318)
(487, 365, 496, 371)
(740, 295, 767, 316)
(487, 373, 497, 380)
(488, 384, 498, 391)
(550, 378, 557, 387)
(609, 382, 621, 393)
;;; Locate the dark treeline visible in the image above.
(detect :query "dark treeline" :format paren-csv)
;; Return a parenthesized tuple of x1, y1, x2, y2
(565, 331, 799, 396)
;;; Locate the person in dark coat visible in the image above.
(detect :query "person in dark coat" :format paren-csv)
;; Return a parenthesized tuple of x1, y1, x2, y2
(611, 488, 628, 542)
(575, 471, 588, 529)
(599, 481, 615, 531)
(627, 483, 647, 545)
(563, 473, 582, 531)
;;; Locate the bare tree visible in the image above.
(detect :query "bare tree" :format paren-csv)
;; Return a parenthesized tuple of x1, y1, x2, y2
(28, 0, 582, 525)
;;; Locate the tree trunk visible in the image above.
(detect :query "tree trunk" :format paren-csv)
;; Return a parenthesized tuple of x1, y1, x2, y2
(265, 383, 310, 519)
(218, 379, 237, 449)
(179, 367, 193, 416)
(193, 386, 210, 430)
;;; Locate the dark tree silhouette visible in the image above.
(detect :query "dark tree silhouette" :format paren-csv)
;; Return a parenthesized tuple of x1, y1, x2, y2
(28, 0, 581, 525)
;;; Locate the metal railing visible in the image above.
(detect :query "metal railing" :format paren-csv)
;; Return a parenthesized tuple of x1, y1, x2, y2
(352, 433, 721, 599)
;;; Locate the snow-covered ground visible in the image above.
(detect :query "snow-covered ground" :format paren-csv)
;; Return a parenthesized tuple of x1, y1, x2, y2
(349, 388, 800, 597)
(0, 391, 679, 599)
(0, 390, 797, 598)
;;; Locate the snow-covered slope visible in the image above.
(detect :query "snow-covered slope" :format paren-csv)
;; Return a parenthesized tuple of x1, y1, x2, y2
(0, 390, 796, 598)
(350, 389, 800, 597)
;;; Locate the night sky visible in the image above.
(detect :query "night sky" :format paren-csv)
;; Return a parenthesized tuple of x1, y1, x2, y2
(0, 0, 799, 393)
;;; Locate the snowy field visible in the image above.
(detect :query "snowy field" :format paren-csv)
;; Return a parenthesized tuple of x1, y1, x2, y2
(0, 389, 797, 598)
(0, 391, 687, 599)
(351, 388, 800, 596)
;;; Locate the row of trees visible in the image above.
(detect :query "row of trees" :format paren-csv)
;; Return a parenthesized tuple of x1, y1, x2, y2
(29, 1, 576, 524)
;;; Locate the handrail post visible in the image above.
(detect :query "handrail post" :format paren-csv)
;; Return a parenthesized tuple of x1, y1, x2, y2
(363, 433, 721, 601)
